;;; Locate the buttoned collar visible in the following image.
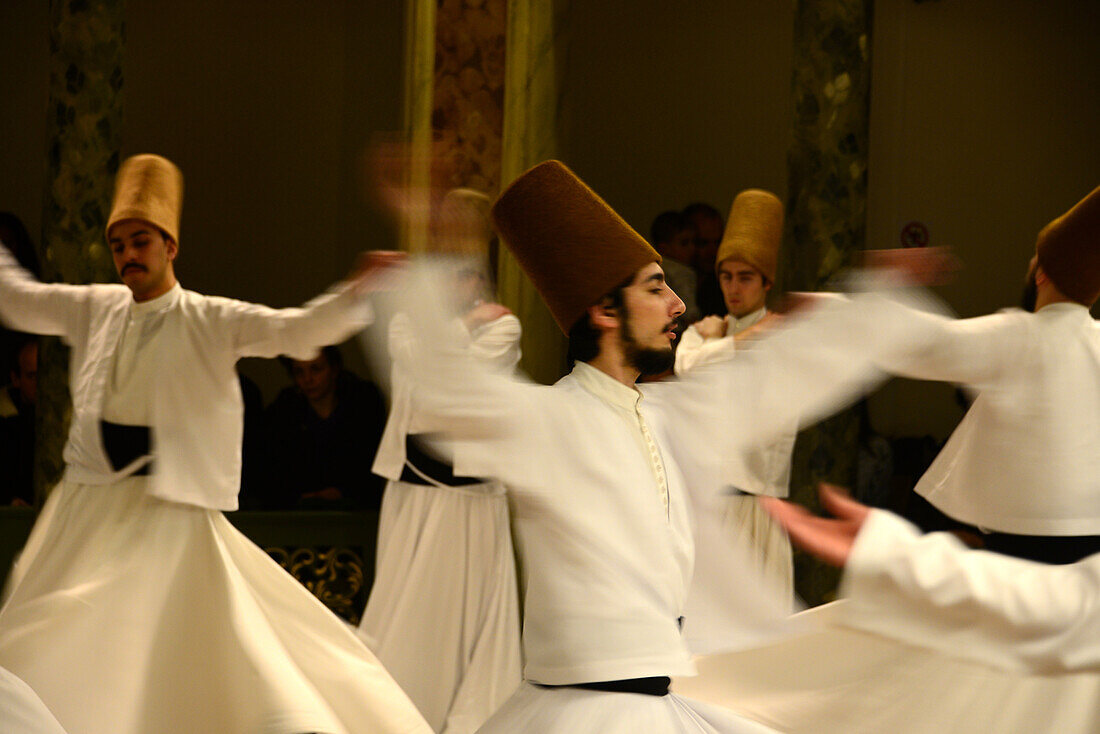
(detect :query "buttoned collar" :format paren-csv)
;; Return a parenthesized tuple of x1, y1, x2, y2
(572, 360, 643, 411)
(729, 305, 766, 336)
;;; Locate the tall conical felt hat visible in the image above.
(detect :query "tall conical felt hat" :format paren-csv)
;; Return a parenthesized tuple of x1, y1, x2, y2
(1036, 184, 1100, 306)
(106, 154, 184, 243)
(491, 160, 660, 333)
(436, 187, 494, 256)
(715, 189, 783, 283)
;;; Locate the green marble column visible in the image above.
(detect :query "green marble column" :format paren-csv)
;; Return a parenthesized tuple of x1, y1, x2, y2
(781, 0, 873, 605)
(35, 0, 125, 500)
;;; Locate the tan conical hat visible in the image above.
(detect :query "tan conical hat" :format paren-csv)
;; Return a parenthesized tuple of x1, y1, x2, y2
(715, 189, 782, 282)
(1036, 184, 1100, 306)
(106, 154, 184, 243)
(436, 187, 494, 256)
(491, 160, 660, 333)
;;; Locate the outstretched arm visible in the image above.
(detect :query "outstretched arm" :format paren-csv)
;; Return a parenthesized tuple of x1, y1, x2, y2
(765, 485, 1100, 673)
(0, 243, 90, 339)
(229, 250, 405, 360)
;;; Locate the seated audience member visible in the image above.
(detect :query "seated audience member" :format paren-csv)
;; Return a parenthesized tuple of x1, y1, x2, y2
(264, 346, 387, 510)
(683, 202, 728, 317)
(0, 334, 37, 506)
(650, 210, 701, 327)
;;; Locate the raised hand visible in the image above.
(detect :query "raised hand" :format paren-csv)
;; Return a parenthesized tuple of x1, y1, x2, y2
(760, 483, 870, 567)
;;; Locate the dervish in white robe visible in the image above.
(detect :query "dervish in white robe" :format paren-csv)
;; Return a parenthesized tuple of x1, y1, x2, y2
(359, 309, 523, 733)
(375, 256, 942, 734)
(675, 305, 797, 607)
(0, 152, 430, 734)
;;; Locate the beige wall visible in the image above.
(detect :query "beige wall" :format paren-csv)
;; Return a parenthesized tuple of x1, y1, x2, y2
(557, 0, 794, 236)
(866, 0, 1100, 438)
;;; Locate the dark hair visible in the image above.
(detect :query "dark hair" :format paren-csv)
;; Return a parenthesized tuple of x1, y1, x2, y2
(649, 210, 687, 246)
(566, 274, 632, 364)
(6, 332, 36, 377)
(278, 345, 343, 376)
(0, 212, 40, 276)
(681, 202, 723, 226)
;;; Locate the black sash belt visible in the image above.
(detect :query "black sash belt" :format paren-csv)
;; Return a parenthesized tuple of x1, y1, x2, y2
(100, 420, 152, 476)
(539, 676, 671, 697)
(399, 434, 484, 487)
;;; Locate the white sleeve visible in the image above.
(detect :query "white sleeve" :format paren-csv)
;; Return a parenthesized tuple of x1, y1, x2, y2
(674, 325, 734, 375)
(223, 281, 373, 360)
(840, 509, 1100, 673)
(0, 243, 88, 338)
(467, 313, 522, 372)
(870, 309, 1023, 389)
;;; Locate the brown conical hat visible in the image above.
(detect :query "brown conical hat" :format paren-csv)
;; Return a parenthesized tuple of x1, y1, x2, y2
(491, 160, 660, 333)
(1036, 184, 1100, 306)
(715, 189, 783, 282)
(106, 154, 184, 243)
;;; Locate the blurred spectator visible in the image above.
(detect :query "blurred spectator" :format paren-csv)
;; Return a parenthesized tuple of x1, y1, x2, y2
(263, 346, 387, 510)
(650, 210, 700, 327)
(0, 334, 37, 506)
(682, 202, 727, 317)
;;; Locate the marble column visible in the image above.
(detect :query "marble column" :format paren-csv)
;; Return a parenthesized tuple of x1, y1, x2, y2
(35, 0, 125, 500)
(781, 0, 873, 605)
(432, 0, 507, 194)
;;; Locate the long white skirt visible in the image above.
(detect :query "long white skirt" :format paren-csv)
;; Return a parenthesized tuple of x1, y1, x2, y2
(723, 494, 793, 608)
(476, 682, 780, 734)
(360, 479, 522, 734)
(674, 603, 1100, 734)
(0, 478, 429, 734)
(1, 665, 68, 734)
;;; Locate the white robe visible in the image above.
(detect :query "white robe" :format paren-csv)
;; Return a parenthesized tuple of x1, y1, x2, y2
(0, 666, 68, 734)
(675, 511, 1100, 732)
(675, 308, 796, 608)
(877, 302, 1100, 535)
(0, 256, 429, 733)
(360, 313, 523, 733)
(376, 264, 943, 733)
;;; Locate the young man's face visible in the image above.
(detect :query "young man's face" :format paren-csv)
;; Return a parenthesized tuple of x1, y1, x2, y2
(620, 262, 686, 375)
(108, 219, 178, 302)
(717, 258, 770, 318)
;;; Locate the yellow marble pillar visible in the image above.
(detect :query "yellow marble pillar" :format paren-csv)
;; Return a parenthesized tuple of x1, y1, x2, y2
(781, 0, 874, 605)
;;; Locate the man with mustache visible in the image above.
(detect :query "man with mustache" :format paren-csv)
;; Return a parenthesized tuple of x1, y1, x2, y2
(0, 154, 429, 734)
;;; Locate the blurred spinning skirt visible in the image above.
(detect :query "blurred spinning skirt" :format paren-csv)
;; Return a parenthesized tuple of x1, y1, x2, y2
(673, 602, 1100, 734)
(360, 479, 522, 734)
(0, 477, 429, 734)
(476, 682, 780, 734)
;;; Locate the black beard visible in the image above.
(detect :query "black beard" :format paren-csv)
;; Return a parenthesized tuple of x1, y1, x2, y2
(629, 346, 675, 376)
(621, 307, 675, 376)
(1021, 270, 1038, 312)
